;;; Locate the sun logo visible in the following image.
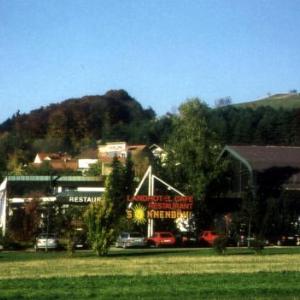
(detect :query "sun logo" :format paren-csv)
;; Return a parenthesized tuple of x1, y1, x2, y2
(132, 204, 147, 224)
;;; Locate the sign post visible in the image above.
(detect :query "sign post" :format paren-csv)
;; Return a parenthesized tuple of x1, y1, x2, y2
(129, 166, 190, 237)
(147, 166, 154, 237)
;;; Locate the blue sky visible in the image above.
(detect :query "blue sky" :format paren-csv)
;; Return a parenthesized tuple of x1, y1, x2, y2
(1, 0, 300, 122)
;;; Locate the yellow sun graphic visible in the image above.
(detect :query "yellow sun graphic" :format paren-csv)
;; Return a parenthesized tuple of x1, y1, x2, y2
(132, 204, 147, 224)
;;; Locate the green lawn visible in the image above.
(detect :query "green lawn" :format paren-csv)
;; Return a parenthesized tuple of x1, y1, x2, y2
(235, 93, 300, 110)
(1, 247, 300, 299)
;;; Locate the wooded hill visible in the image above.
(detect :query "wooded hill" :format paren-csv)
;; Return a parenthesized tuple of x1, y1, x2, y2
(0, 89, 155, 145)
(1, 89, 300, 178)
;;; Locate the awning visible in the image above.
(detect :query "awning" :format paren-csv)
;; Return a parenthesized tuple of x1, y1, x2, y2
(56, 191, 103, 204)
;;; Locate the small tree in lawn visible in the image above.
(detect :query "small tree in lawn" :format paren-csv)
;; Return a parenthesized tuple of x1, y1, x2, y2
(57, 205, 85, 256)
(84, 156, 134, 256)
(84, 198, 115, 256)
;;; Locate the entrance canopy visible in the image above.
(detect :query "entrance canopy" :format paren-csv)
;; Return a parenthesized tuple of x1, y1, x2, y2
(56, 191, 103, 204)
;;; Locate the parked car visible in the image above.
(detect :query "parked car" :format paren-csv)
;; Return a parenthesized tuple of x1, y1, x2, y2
(73, 229, 89, 250)
(115, 232, 146, 248)
(236, 235, 257, 247)
(268, 234, 300, 246)
(74, 235, 89, 250)
(199, 230, 223, 246)
(147, 231, 176, 247)
(176, 232, 198, 247)
(35, 234, 58, 251)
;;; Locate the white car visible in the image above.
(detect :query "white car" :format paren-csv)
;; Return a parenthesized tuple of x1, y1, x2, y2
(35, 234, 58, 251)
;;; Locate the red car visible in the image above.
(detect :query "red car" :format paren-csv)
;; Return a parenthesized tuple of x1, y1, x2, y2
(147, 232, 176, 247)
(199, 230, 222, 246)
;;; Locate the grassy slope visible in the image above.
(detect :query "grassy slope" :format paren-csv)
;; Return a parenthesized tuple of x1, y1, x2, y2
(235, 93, 300, 110)
(1, 248, 300, 299)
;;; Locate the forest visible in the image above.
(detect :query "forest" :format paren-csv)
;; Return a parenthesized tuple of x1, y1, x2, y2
(1, 89, 300, 179)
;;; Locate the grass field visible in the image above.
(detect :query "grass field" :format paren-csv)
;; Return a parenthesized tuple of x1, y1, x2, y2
(1, 247, 300, 299)
(235, 93, 300, 110)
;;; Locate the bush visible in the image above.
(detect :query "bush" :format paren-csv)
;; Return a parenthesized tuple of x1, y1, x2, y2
(251, 238, 265, 254)
(213, 236, 228, 254)
(0, 230, 34, 250)
(84, 200, 115, 256)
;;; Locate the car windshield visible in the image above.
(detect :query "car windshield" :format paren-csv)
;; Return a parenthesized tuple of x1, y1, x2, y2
(38, 234, 56, 239)
(160, 233, 172, 238)
(130, 232, 143, 238)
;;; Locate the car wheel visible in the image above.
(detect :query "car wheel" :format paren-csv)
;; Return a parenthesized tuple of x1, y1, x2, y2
(147, 241, 155, 248)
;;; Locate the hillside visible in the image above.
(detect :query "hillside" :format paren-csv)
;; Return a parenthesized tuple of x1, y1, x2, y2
(235, 93, 300, 110)
(0, 90, 156, 156)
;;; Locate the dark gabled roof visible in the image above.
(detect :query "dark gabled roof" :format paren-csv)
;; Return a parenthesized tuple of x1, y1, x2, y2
(223, 145, 300, 172)
(219, 145, 300, 191)
(76, 148, 98, 159)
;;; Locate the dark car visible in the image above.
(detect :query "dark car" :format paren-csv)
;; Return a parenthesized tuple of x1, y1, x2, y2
(268, 234, 300, 246)
(176, 232, 198, 247)
(147, 232, 176, 247)
(236, 235, 256, 247)
(73, 232, 89, 249)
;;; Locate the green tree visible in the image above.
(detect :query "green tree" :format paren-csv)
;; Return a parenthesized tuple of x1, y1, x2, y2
(214, 96, 232, 108)
(84, 161, 102, 176)
(84, 199, 114, 256)
(84, 156, 134, 256)
(105, 156, 134, 220)
(123, 154, 135, 201)
(55, 205, 86, 256)
(164, 99, 223, 230)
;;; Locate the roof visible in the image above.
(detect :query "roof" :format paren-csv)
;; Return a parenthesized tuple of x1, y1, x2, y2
(7, 176, 103, 182)
(220, 145, 300, 191)
(127, 144, 146, 151)
(36, 152, 51, 160)
(76, 148, 99, 159)
(35, 152, 72, 161)
(224, 146, 300, 172)
(46, 159, 78, 170)
(99, 156, 126, 163)
(149, 144, 163, 150)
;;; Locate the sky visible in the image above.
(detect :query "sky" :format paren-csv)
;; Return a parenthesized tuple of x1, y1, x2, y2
(1, 0, 300, 122)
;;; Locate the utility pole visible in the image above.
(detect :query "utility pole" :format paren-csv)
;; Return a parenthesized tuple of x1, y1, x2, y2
(45, 202, 50, 252)
(45, 175, 60, 252)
